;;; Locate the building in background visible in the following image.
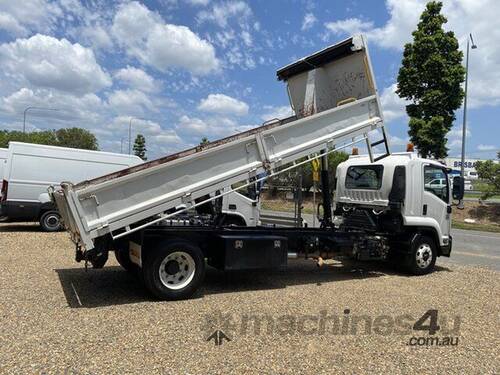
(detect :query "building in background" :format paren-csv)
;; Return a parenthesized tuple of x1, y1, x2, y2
(444, 157, 489, 180)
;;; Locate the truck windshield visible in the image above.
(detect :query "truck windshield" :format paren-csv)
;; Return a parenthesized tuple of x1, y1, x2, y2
(345, 165, 383, 190)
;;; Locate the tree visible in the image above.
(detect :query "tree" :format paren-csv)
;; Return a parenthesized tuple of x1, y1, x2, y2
(199, 137, 209, 146)
(0, 130, 58, 148)
(475, 154, 500, 200)
(55, 127, 99, 150)
(133, 134, 147, 160)
(0, 128, 99, 150)
(301, 151, 350, 192)
(397, 1, 465, 159)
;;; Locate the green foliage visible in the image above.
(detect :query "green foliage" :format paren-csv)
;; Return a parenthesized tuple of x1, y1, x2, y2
(475, 154, 500, 200)
(301, 151, 350, 191)
(133, 134, 147, 160)
(267, 151, 349, 192)
(54, 128, 99, 150)
(199, 137, 209, 146)
(0, 130, 56, 148)
(0, 127, 98, 150)
(397, 1, 465, 159)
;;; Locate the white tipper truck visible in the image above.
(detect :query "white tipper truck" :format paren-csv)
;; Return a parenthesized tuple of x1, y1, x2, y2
(50, 35, 464, 300)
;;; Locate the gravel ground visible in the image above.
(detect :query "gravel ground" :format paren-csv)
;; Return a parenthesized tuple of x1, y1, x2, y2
(0, 222, 499, 374)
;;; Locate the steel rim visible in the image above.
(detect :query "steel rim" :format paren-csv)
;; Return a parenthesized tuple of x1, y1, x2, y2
(416, 243, 433, 269)
(159, 251, 196, 290)
(44, 214, 60, 229)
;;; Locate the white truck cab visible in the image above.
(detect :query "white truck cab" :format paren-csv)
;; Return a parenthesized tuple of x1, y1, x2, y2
(334, 152, 453, 258)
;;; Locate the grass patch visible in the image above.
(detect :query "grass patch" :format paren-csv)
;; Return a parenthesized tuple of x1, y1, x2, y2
(464, 193, 500, 200)
(451, 220, 500, 233)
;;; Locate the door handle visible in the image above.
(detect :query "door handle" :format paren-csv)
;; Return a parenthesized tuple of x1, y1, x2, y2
(423, 204, 427, 215)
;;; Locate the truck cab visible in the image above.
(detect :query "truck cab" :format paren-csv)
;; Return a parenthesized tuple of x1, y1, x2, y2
(334, 153, 454, 267)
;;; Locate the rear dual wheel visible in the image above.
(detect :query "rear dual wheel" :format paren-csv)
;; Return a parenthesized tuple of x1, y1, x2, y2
(115, 247, 135, 272)
(142, 241, 205, 300)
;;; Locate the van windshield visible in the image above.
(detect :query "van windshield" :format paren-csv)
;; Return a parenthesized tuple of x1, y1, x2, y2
(345, 165, 383, 190)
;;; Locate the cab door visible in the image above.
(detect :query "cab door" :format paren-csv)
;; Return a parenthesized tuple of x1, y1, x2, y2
(422, 165, 451, 241)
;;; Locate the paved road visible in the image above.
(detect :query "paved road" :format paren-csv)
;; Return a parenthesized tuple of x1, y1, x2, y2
(440, 229, 500, 271)
(261, 210, 500, 271)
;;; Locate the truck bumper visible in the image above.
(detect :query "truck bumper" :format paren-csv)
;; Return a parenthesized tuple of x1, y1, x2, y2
(440, 235, 452, 257)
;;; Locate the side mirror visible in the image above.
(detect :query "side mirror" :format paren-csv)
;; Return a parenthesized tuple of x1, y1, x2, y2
(452, 176, 464, 200)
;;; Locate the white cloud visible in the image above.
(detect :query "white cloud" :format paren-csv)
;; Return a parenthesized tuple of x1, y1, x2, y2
(241, 30, 252, 47)
(198, 94, 249, 116)
(380, 83, 408, 123)
(325, 0, 500, 108)
(197, 1, 252, 28)
(0, 87, 105, 131)
(301, 13, 317, 31)
(448, 126, 471, 139)
(0, 0, 62, 36)
(80, 25, 113, 50)
(325, 18, 373, 36)
(477, 144, 496, 151)
(95, 116, 187, 157)
(447, 125, 471, 150)
(177, 115, 210, 135)
(261, 105, 295, 121)
(115, 66, 157, 93)
(176, 114, 250, 140)
(0, 34, 112, 95)
(105, 116, 163, 136)
(389, 135, 408, 146)
(448, 139, 462, 149)
(107, 89, 158, 115)
(186, 0, 211, 6)
(112, 1, 219, 75)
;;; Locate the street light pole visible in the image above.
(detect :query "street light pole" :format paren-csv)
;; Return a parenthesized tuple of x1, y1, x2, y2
(458, 34, 477, 209)
(23, 106, 60, 133)
(129, 117, 133, 155)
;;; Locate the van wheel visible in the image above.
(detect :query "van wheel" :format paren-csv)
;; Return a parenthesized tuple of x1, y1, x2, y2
(142, 241, 205, 300)
(40, 210, 62, 232)
(406, 235, 437, 275)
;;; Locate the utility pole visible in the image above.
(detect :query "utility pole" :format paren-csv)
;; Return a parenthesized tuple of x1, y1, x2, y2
(23, 107, 59, 133)
(129, 117, 133, 155)
(458, 34, 477, 209)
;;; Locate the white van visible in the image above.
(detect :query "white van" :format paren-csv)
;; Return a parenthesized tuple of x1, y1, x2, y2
(0, 148, 7, 183)
(0, 142, 142, 231)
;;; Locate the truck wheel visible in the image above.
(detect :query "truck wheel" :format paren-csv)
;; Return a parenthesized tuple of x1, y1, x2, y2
(40, 210, 62, 232)
(143, 241, 205, 300)
(406, 235, 437, 275)
(115, 248, 135, 272)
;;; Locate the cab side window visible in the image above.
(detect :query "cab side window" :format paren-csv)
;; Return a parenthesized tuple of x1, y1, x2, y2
(424, 166, 449, 202)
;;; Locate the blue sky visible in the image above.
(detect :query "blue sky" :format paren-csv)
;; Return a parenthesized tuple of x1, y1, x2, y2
(0, 0, 498, 160)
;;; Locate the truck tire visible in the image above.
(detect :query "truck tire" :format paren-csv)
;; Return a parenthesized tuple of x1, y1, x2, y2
(115, 248, 135, 272)
(40, 210, 62, 232)
(406, 235, 437, 275)
(142, 241, 205, 300)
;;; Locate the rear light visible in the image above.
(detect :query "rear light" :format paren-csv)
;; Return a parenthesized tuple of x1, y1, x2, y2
(1, 180, 7, 202)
